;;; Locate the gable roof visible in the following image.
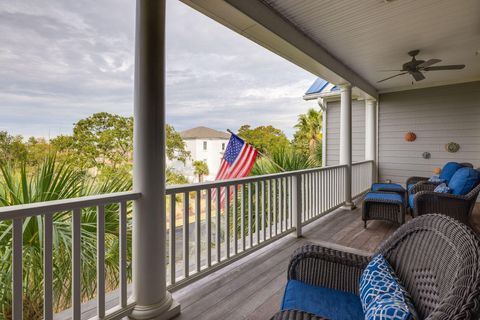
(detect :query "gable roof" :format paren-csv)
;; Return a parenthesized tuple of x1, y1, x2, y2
(180, 126, 230, 140)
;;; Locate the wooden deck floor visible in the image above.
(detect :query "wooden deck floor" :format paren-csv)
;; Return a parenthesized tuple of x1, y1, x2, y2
(172, 200, 394, 320)
(171, 201, 480, 320)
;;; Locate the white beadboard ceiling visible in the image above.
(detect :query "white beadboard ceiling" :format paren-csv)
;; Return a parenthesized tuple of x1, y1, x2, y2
(260, 0, 480, 92)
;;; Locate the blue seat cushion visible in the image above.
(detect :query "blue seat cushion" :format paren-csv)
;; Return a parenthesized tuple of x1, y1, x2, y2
(407, 184, 415, 192)
(372, 183, 405, 192)
(448, 167, 480, 195)
(360, 255, 418, 320)
(439, 162, 463, 183)
(408, 194, 415, 208)
(281, 280, 364, 320)
(365, 192, 403, 203)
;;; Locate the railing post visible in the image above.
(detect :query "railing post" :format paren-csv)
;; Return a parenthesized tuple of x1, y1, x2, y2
(131, 0, 180, 319)
(292, 174, 302, 237)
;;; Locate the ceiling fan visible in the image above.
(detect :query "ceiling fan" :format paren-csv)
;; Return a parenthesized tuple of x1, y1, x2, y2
(377, 50, 465, 83)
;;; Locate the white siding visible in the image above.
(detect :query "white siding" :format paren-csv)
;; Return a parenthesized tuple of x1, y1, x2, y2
(378, 81, 480, 185)
(326, 100, 366, 166)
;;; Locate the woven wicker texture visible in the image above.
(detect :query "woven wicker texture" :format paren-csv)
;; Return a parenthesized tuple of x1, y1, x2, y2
(362, 191, 406, 226)
(274, 214, 480, 320)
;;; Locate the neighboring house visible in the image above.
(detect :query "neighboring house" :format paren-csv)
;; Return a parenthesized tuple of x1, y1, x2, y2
(304, 78, 480, 186)
(169, 126, 230, 182)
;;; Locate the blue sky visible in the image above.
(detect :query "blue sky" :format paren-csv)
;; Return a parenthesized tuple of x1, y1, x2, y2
(0, 0, 317, 139)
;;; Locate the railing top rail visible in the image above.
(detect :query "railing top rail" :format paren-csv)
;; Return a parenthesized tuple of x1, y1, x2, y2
(166, 163, 348, 194)
(0, 191, 141, 221)
(352, 160, 374, 166)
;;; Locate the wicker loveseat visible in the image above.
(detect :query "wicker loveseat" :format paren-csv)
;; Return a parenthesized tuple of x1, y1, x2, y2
(272, 214, 480, 320)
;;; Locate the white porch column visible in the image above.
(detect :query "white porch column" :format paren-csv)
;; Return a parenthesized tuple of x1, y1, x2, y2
(339, 84, 354, 209)
(318, 98, 327, 167)
(365, 99, 377, 182)
(131, 1, 180, 319)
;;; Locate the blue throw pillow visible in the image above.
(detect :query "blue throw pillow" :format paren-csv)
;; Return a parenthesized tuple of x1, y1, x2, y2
(439, 162, 463, 183)
(360, 255, 418, 320)
(448, 167, 480, 195)
(434, 183, 451, 194)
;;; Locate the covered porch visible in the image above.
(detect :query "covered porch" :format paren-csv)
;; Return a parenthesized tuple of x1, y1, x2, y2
(1, 0, 479, 319)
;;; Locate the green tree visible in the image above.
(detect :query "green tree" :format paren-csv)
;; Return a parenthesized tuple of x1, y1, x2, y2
(237, 125, 290, 155)
(166, 168, 190, 185)
(51, 112, 133, 171)
(293, 108, 323, 158)
(0, 131, 28, 165)
(193, 160, 209, 182)
(166, 124, 190, 163)
(51, 113, 190, 178)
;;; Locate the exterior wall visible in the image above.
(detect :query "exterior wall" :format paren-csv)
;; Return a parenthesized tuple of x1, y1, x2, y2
(169, 137, 229, 182)
(326, 99, 366, 166)
(378, 81, 480, 185)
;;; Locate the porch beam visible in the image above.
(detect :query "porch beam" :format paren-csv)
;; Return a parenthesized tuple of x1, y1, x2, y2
(339, 85, 354, 209)
(224, 0, 378, 99)
(131, 0, 180, 319)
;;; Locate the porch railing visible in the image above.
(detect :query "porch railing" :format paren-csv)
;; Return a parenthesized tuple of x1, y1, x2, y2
(0, 191, 141, 320)
(352, 160, 374, 198)
(0, 161, 373, 319)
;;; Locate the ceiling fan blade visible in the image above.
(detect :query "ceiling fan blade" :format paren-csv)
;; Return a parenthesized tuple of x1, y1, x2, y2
(377, 72, 408, 83)
(418, 59, 441, 68)
(424, 64, 466, 71)
(378, 69, 404, 72)
(411, 71, 426, 81)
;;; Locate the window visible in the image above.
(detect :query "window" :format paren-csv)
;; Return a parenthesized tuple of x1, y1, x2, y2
(222, 143, 226, 150)
(203, 141, 207, 150)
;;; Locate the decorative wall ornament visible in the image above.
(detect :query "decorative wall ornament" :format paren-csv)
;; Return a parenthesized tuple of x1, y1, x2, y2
(404, 132, 417, 142)
(422, 152, 431, 159)
(445, 142, 460, 153)
(434, 167, 442, 175)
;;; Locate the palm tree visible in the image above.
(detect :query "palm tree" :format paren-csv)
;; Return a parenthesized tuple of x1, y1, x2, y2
(293, 108, 323, 157)
(193, 161, 209, 182)
(0, 156, 132, 319)
(251, 148, 315, 175)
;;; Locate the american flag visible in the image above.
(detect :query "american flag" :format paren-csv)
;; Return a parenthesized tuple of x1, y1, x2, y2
(213, 133, 258, 203)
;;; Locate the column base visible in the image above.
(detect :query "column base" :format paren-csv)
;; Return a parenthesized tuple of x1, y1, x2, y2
(129, 292, 180, 320)
(342, 202, 356, 210)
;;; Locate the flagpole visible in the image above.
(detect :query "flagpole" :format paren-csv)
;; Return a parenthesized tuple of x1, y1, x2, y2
(227, 129, 287, 172)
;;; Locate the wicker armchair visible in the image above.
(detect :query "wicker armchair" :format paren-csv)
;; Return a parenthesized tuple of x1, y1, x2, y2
(406, 162, 473, 196)
(412, 180, 480, 224)
(272, 214, 480, 320)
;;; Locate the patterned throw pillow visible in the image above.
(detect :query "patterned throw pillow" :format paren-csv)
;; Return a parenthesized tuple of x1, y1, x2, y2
(360, 255, 418, 320)
(428, 175, 446, 183)
(434, 183, 451, 194)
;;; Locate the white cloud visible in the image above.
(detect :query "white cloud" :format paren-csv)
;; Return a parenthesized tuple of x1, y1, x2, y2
(0, 0, 317, 139)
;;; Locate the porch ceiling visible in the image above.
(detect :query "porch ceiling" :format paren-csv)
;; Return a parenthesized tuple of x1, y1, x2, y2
(259, 0, 480, 93)
(181, 0, 480, 98)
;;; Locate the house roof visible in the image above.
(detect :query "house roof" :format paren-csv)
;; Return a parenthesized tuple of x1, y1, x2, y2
(180, 126, 230, 140)
(303, 78, 339, 100)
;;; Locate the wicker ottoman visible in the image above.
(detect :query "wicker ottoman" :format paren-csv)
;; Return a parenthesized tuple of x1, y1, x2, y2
(362, 192, 406, 228)
(371, 183, 406, 205)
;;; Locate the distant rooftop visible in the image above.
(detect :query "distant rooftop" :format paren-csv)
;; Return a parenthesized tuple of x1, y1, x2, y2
(180, 126, 230, 139)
